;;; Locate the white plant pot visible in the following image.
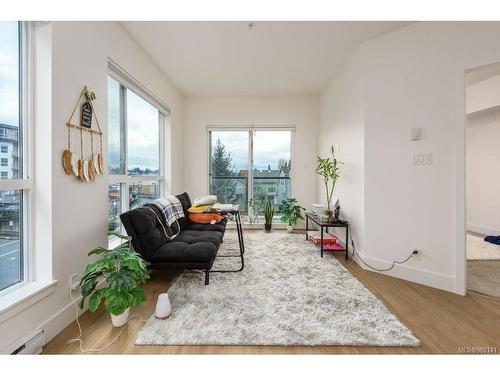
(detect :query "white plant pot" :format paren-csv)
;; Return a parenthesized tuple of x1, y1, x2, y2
(110, 307, 130, 327)
(286, 225, 294, 233)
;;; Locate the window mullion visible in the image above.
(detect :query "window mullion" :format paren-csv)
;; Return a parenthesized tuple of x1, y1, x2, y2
(121, 84, 128, 176)
(123, 181, 130, 216)
(159, 112, 164, 196)
(248, 130, 254, 215)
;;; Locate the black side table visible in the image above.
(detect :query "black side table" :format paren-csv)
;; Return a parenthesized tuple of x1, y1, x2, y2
(305, 212, 349, 260)
(204, 204, 244, 272)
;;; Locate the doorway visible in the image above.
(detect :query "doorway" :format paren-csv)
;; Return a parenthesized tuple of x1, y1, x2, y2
(465, 63, 500, 298)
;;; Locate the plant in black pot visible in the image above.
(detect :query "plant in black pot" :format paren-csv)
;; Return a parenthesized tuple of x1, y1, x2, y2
(79, 232, 149, 327)
(264, 198, 275, 233)
(279, 197, 305, 233)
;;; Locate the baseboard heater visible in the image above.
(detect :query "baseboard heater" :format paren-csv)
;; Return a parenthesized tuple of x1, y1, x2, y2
(11, 330, 45, 355)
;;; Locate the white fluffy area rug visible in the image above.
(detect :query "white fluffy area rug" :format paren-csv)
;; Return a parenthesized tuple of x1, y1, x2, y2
(467, 233, 500, 260)
(135, 232, 420, 346)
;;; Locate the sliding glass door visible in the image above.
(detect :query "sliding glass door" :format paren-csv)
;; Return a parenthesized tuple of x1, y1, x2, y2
(209, 131, 249, 215)
(208, 129, 292, 222)
(252, 131, 292, 217)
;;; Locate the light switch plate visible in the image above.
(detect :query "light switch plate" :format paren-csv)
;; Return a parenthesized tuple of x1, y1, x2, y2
(413, 153, 433, 165)
(411, 127, 422, 141)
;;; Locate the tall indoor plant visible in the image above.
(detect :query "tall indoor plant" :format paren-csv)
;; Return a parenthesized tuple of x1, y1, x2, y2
(316, 145, 341, 218)
(264, 198, 275, 233)
(79, 232, 149, 327)
(279, 197, 305, 233)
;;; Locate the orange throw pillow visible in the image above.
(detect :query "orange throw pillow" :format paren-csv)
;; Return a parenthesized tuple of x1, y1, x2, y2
(189, 213, 225, 224)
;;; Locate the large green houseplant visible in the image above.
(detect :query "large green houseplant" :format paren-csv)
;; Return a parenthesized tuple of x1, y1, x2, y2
(79, 232, 149, 327)
(316, 145, 342, 217)
(263, 198, 275, 233)
(279, 197, 305, 233)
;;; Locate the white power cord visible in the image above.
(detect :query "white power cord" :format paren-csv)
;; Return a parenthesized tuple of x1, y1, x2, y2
(67, 284, 148, 353)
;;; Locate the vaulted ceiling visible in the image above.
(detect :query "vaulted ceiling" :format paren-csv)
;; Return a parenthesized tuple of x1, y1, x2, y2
(122, 21, 410, 97)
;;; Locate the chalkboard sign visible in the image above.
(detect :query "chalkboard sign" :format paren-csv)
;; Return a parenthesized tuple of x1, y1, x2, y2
(81, 101, 92, 128)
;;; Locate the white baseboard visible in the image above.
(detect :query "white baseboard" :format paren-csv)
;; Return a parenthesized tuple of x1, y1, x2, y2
(38, 293, 86, 347)
(467, 223, 500, 236)
(350, 251, 459, 294)
(0, 291, 85, 354)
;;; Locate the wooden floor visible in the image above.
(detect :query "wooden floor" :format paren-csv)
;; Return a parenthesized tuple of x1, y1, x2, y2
(44, 248, 500, 354)
(467, 260, 500, 299)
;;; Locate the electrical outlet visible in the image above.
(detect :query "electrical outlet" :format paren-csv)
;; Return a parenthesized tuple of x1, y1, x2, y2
(411, 249, 423, 261)
(70, 273, 80, 291)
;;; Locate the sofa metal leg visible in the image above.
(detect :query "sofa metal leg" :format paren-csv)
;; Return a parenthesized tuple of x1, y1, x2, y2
(204, 270, 210, 285)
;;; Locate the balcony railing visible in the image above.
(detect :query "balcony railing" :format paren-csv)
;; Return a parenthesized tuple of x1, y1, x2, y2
(209, 175, 292, 220)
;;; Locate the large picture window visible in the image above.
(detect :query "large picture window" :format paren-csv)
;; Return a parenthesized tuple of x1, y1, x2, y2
(107, 73, 167, 243)
(208, 129, 292, 222)
(0, 22, 33, 293)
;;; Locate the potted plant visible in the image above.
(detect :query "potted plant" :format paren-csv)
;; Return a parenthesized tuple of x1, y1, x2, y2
(316, 145, 342, 219)
(263, 198, 275, 233)
(79, 232, 149, 327)
(279, 197, 305, 233)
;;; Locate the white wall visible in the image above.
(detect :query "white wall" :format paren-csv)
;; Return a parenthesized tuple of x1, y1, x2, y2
(320, 21, 500, 295)
(466, 109, 500, 235)
(318, 49, 365, 251)
(0, 21, 184, 352)
(467, 74, 500, 114)
(183, 96, 318, 220)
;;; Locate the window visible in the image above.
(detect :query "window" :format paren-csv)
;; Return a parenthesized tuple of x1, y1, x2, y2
(0, 22, 32, 293)
(107, 72, 167, 243)
(208, 129, 292, 222)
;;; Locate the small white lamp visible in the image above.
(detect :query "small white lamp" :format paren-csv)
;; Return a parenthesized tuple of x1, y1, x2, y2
(155, 293, 172, 320)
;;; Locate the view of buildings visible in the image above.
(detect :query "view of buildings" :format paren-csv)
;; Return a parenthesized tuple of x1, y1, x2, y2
(0, 123, 21, 290)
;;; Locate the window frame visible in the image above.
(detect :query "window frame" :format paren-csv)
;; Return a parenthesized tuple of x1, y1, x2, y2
(0, 21, 34, 296)
(206, 126, 295, 223)
(107, 64, 169, 241)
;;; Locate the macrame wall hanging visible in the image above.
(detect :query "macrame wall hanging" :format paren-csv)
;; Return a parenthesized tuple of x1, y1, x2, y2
(62, 86, 104, 183)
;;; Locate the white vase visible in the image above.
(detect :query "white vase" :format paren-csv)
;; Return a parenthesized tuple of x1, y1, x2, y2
(110, 307, 130, 327)
(286, 225, 294, 233)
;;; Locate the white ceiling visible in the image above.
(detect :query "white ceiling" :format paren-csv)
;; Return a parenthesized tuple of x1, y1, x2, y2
(122, 21, 410, 97)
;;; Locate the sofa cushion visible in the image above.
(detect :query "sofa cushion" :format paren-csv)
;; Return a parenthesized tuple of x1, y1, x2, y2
(120, 206, 174, 261)
(151, 241, 217, 264)
(187, 217, 228, 233)
(172, 230, 224, 246)
(175, 192, 192, 230)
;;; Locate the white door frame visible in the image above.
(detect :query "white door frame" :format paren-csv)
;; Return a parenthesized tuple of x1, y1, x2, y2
(455, 60, 500, 295)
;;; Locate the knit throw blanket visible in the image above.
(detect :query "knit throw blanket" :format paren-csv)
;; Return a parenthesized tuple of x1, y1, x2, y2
(148, 196, 185, 227)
